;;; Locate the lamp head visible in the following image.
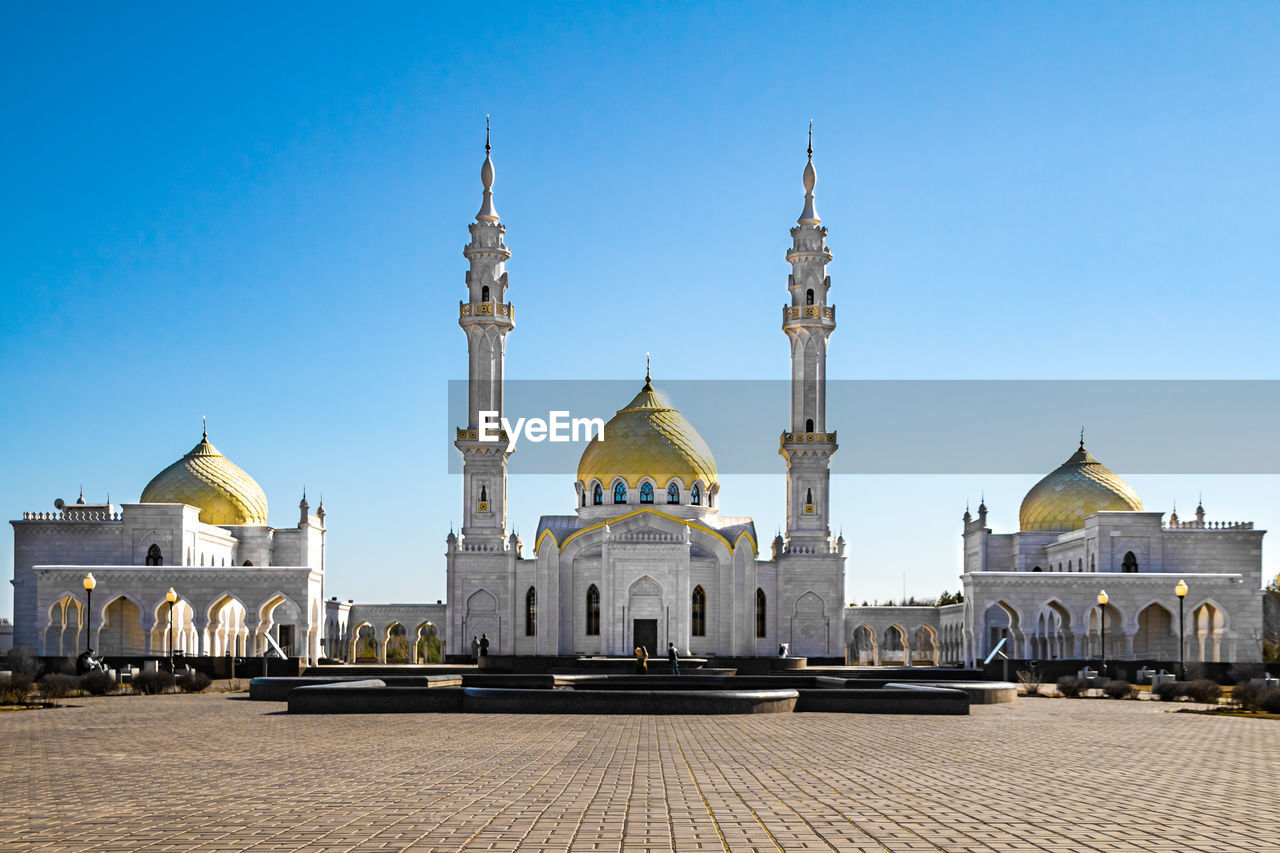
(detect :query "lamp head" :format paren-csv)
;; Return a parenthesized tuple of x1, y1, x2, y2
(1175, 579, 1188, 598)
(1097, 590, 1108, 606)
(165, 587, 177, 604)
(83, 572, 96, 591)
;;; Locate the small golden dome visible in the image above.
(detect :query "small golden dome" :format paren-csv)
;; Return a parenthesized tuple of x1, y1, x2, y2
(140, 433, 269, 525)
(577, 380, 717, 491)
(1019, 442, 1142, 532)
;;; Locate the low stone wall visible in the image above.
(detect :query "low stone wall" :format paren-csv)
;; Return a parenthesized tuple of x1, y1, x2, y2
(795, 685, 969, 715)
(288, 683, 799, 715)
(250, 674, 462, 701)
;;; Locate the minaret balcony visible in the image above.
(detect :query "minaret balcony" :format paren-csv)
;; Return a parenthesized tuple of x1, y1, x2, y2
(783, 304, 835, 323)
(781, 430, 837, 444)
(459, 300, 515, 324)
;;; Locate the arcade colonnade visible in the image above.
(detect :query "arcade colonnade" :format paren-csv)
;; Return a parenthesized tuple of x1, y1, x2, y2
(325, 602, 448, 664)
(959, 573, 1262, 666)
(33, 566, 325, 665)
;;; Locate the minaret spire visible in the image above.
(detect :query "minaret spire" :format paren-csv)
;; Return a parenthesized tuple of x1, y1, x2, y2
(477, 115, 499, 222)
(798, 120, 820, 225)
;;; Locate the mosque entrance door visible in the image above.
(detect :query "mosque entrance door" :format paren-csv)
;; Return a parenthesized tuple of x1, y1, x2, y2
(633, 619, 658, 656)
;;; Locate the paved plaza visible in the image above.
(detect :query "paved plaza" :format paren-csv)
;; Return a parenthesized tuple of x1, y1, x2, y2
(2, 693, 1276, 852)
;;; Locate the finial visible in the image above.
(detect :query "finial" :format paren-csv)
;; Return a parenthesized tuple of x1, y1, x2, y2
(477, 116, 499, 222)
(799, 122, 820, 225)
(1079, 425, 1085, 450)
(646, 352, 651, 383)
(202, 415, 207, 440)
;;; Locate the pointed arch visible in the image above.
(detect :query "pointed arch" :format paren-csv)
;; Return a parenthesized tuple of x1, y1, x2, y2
(613, 481, 627, 504)
(145, 543, 163, 565)
(639, 481, 655, 504)
(585, 584, 600, 635)
(525, 586, 537, 636)
(691, 585, 707, 636)
(690, 482, 701, 506)
(592, 481, 603, 506)
(755, 588, 767, 638)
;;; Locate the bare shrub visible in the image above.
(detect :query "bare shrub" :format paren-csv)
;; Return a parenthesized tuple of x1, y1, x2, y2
(1103, 679, 1135, 699)
(1257, 687, 1280, 714)
(176, 671, 212, 693)
(1016, 668, 1043, 695)
(1153, 681, 1181, 702)
(1185, 679, 1223, 705)
(0, 673, 35, 705)
(39, 673, 80, 705)
(80, 671, 116, 696)
(133, 670, 175, 695)
(1231, 681, 1260, 711)
(1056, 675, 1086, 698)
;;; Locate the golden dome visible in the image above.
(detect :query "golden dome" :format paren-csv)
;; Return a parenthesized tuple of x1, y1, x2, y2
(140, 433, 269, 525)
(577, 380, 717, 491)
(1019, 441, 1142, 532)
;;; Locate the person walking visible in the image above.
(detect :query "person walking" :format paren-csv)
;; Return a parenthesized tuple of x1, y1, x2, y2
(471, 635, 480, 661)
(479, 633, 490, 657)
(667, 642, 679, 675)
(634, 644, 649, 674)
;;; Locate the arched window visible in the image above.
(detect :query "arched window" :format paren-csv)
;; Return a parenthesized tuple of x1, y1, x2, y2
(1078, 558, 1083, 572)
(613, 482, 627, 504)
(145, 544, 162, 566)
(667, 483, 680, 504)
(581, 489, 586, 507)
(691, 585, 706, 636)
(586, 585, 600, 635)
(690, 483, 701, 506)
(1090, 554, 1095, 571)
(1057, 562, 1062, 572)
(805, 418, 814, 432)
(593, 483, 603, 505)
(1122, 551, 1139, 573)
(242, 560, 253, 567)
(479, 484, 487, 503)
(640, 482, 654, 504)
(481, 284, 490, 302)
(525, 587, 536, 636)
(806, 289, 814, 305)
(1032, 566, 1042, 572)
(755, 588, 767, 638)
(806, 487, 813, 504)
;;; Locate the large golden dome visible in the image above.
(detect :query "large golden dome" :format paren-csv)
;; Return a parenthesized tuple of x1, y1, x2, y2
(577, 380, 717, 490)
(140, 432, 269, 525)
(1019, 441, 1142, 532)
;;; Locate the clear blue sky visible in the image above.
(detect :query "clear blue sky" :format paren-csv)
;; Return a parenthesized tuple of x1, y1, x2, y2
(3, 2, 1279, 618)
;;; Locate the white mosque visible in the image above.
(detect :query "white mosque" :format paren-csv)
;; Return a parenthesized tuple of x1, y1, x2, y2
(6, 133, 1271, 669)
(443, 130, 846, 659)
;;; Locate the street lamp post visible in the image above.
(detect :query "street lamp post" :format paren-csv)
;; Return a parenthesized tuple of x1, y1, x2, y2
(1097, 590, 1109, 681)
(1175, 579, 1188, 681)
(82, 573, 96, 653)
(165, 587, 177, 674)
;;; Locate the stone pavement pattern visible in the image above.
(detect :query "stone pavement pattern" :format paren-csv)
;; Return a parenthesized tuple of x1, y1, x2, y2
(1, 694, 1276, 852)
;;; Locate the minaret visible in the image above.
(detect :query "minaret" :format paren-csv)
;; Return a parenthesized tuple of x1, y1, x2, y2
(456, 118, 515, 546)
(779, 123, 838, 546)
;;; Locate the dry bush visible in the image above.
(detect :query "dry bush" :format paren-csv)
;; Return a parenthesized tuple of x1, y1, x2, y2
(133, 670, 175, 695)
(176, 671, 212, 693)
(1103, 679, 1135, 699)
(39, 673, 80, 705)
(1056, 675, 1086, 698)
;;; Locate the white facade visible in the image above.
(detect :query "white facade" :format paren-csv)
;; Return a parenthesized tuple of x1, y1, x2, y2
(10, 479, 328, 664)
(445, 137, 846, 659)
(845, 461, 1268, 666)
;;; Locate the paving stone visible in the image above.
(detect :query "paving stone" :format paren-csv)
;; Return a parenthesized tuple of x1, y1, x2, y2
(1, 694, 1276, 851)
